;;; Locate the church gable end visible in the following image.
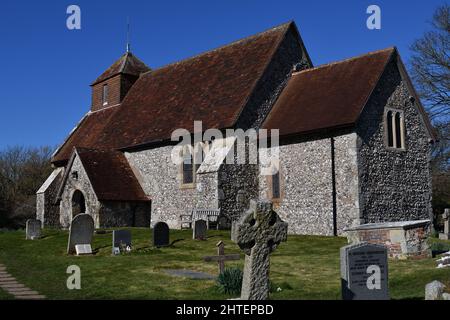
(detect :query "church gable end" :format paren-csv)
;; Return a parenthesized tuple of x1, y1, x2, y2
(356, 53, 433, 224)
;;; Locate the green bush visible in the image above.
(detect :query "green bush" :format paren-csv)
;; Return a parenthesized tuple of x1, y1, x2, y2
(430, 242, 450, 252)
(216, 267, 243, 295)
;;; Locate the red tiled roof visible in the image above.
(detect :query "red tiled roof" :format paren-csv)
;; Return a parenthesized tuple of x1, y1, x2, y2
(96, 22, 293, 149)
(262, 48, 396, 136)
(76, 148, 149, 202)
(52, 106, 120, 165)
(91, 52, 150, 85)
(52, 22, 294, 164)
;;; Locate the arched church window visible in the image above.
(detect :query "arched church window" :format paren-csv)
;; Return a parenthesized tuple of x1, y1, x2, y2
(385, 108, 405, 150)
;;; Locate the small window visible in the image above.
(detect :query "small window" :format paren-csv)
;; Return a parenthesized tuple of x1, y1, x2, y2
(181, 143, 206, 187)
(182, 152, 193, 184)
(272, 170, 281, 199)
(385, 109, 405, 150)
(102, 84, 109, 106)
(386, 111, 394, 147)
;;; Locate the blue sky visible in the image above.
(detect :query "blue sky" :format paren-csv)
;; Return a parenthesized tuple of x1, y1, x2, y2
(0, 0, 445, 149)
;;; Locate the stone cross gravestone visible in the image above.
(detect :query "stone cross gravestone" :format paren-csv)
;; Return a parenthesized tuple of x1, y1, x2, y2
(340, 242, 389, 300)
(112, 230, 132, 253)
(232, 200, 288, 300)
(203, 241, 240, 274)
(193, 219, 207, 240)
(26, 219, 42, 240)
(67, 214, 95, 255)
(439, 209, 450, 240)
(153, 222, 169, 247)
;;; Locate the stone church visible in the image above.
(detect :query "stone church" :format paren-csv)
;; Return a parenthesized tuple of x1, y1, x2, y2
(36, 21, 435, 235)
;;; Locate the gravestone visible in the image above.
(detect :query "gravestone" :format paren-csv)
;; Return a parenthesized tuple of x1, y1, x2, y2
(112, 230, 132, 253)
(217, 216, 230, 230)
(26, 219, 42, 240)
(67, 214, 95, 255)
(439, 209, 449, 240)
(153, 222, 169, 247)
(203, 241, 240, 274)
(75, 244, 92, 255)
(340, 242, 389, 300)
(193, 219, 207, 240)
(232, 200, 288, 300)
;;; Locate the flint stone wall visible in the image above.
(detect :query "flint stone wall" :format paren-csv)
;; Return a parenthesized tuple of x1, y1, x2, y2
(59, 155, 100, 228)
(356, 60, 432, 223)
(259, 132, 360, 235)
(125, 147, 198, 229)
(36, 168, 63, 227)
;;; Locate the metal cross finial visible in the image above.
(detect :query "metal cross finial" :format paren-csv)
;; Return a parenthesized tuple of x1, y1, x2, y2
(126, 16, 131, 53)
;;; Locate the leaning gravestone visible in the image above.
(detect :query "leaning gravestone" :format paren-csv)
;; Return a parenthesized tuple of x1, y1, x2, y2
(193, 219, 207, 240)
(232, 200, 288, 300)
(153, 222, 169, 247)
(112, 230, 132, 253)
(67, 214, 95, 255)
(26, 219, 42, 240)
(340, 242, 389, 300)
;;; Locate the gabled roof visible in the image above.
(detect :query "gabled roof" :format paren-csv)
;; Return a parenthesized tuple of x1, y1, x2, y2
(263, 48, 396, 136)
(76, 148, 149, 202)
(91, 52, 151, 85)
(52, 22, 297, 164)
(52, 106, 120, 165)
(96, 22, 295, 150)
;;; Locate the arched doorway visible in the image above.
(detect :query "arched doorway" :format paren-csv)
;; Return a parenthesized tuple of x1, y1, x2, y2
(72, 190, 86, 217)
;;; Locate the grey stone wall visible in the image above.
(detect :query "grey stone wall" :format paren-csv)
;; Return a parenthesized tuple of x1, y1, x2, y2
(235, 27, 310, 130)
(334, 133, 361, 234)
(36, 168, 63, 227)
(125, 147, 198, 228)
(59, 155, 100, 228)
(99, 201, 151, 228)
(356, 60, 433, 223)
(219, 163, 259, 223)
(258, 132, 360, 235)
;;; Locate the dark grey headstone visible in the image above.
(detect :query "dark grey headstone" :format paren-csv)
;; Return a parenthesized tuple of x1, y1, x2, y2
(153, 222, 169, 247)
(67, 214, 95, 254)
(217, 216, 230, 230)
(112, 230, 132, 249)
(340, 242, 389, 300)
(26, 219, 42, 240)
(193, 219, 207, 240)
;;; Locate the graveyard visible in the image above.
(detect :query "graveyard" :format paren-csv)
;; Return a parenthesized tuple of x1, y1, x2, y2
(0, 227, 449, 300)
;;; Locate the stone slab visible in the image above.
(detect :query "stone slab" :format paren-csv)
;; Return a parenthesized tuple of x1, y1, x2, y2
(75, 244, 92, 255)
(15, 295, 46, 300)
(164, 269, 215, 280)
(345, 220, 430, 231)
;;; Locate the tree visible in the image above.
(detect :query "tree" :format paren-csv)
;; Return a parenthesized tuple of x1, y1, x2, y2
(410, 4, 450, 230)
(410, 4, 450, 124)
(0, 146, 54, 229)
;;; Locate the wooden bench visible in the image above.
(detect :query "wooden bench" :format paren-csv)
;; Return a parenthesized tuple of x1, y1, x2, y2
(180, 208, 221, 230)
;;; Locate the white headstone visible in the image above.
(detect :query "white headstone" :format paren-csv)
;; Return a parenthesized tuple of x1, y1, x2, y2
(75, 244, 92, 255)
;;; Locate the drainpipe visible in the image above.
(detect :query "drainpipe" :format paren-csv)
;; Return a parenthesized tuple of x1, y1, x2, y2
(331, 137, 337, 236)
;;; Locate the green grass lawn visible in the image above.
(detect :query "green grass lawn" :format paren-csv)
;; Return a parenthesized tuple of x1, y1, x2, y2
(0, 228, 448, 300)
